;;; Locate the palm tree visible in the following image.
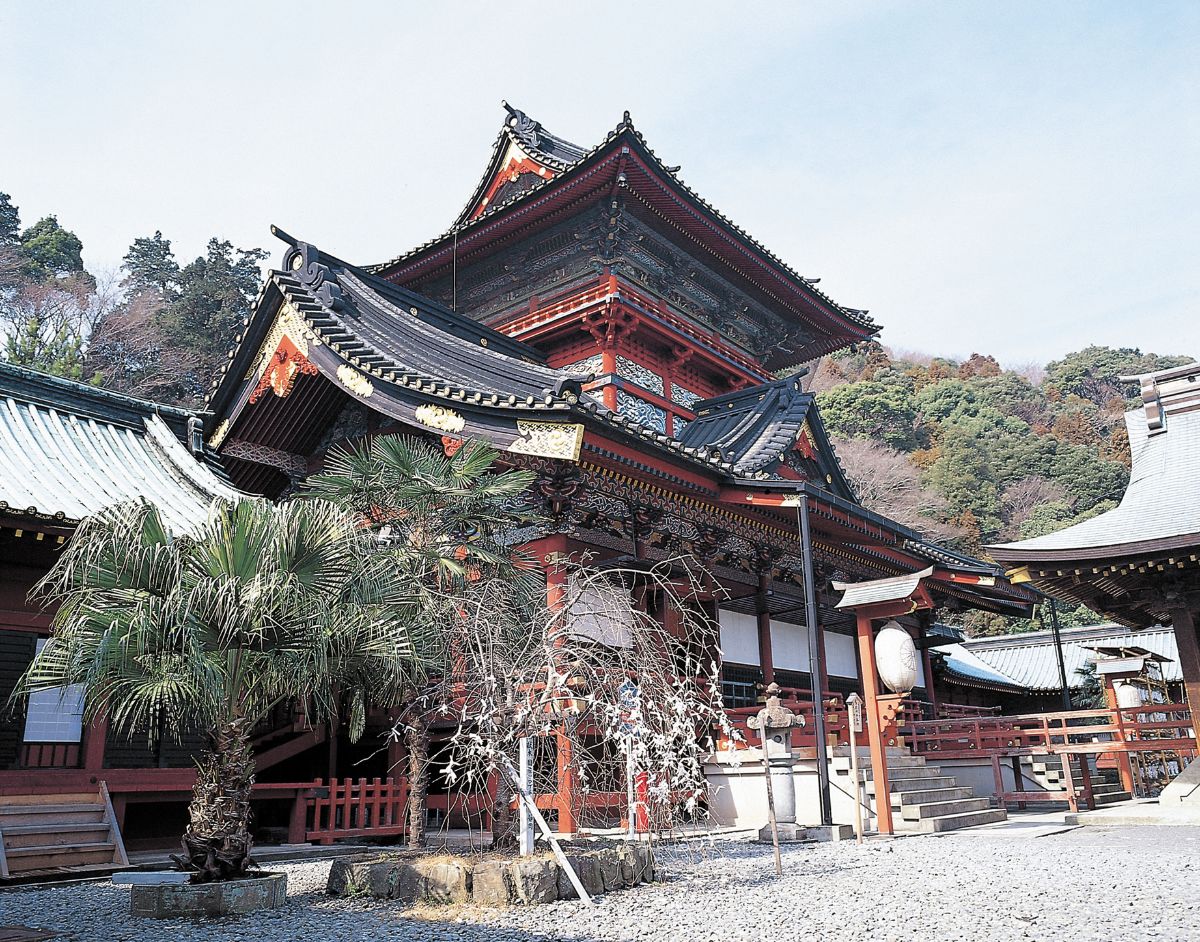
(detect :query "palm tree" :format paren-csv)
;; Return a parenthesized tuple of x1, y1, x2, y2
(304, 435, 538, 846)
(17, 496, 426, 882)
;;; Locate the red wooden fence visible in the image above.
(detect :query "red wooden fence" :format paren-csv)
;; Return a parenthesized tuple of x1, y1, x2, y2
(306, 777, 409, 845)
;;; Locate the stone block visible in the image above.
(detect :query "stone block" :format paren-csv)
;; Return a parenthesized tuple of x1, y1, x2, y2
(556, 854, 604, 899)
(594, 849, 624, 892)
(416, 859, 471, 904)
(472, 860, 512, 906)
(614, 844, 638, 887)
(510, 858, 559, 905)
(112, 871, 191, 886)
(628, 843, 655, 883)
(130, 872, 287, 918)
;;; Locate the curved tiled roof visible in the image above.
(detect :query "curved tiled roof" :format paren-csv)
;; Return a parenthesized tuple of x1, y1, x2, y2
(373, 107, 878, 343)
(932, 643, 1029, 694)
(992, 363, 1200, 563)
(678, 375, 855, 497)
(0, 362, 242, 533)
(936, 623, 1183, 691)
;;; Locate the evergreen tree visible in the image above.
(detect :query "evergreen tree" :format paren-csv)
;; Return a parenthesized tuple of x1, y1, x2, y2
(0, 192, 20, 247)
(18, 215, 90, 284)
(123, 230, 180, 294)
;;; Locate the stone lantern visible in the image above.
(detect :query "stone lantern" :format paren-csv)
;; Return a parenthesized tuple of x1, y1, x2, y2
(747, 682, 807, 842)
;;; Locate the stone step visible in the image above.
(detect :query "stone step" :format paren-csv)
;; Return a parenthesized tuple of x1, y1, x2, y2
(867, 776, 956, 795)
(909, 808, 1009, 833)
(1093, 790, 1133, 805)
(4, 840, 118, 873)
(830, 746, 911, 758)
(891, 786, 976, 807)
(831, 755, 929, 771)
(860, 764, 942, 781)
(900, 797, 993, 821)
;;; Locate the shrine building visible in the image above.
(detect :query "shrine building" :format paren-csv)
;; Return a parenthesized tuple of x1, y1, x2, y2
(1, 106, 1051, 870)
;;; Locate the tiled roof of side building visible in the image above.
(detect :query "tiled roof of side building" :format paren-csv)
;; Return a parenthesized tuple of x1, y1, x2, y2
(931, 643, 1028, 694)
(0, 361, 244, 533)
(991, 363, 1200, 562)
(940, 623, 1184, 689)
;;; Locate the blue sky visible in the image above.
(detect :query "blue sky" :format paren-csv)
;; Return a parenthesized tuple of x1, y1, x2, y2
(2, 1, 1196, 364)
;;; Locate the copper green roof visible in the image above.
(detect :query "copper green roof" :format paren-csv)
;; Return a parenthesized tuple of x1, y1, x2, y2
(0, 362, 242, 532)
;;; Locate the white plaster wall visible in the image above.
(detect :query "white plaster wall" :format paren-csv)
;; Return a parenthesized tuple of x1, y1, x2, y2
(718, 609, 760, 666)
(705, 752, 868, 830)
(824, 630, 858, 680)
(770, 619, 810, 671)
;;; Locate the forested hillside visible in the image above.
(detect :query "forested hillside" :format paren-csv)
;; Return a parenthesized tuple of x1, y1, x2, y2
(0, 190, 265, 407)
(813, 344, 1193, 634)
(2, 187, 1193, 636)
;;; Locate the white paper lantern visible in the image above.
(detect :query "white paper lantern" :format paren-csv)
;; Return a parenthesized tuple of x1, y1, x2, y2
(875, 621, 918, 693)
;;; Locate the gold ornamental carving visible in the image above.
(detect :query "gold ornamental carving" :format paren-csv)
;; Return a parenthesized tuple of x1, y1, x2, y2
(337, 364, 374, 398)
(245, 303, 311, 382)
(208, 418, 232, 449)
(414, 403, 465, 433)
(506, 421, 585, 461)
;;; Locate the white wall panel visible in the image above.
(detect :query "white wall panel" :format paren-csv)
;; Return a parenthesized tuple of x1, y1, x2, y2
(719, 609, 760, 666)
(770, 619, 810, 671)
(824, 630, 859, 680)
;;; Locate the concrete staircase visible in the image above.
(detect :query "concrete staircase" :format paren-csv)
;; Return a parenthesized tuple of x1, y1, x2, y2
(0, 784, 128, 880)
(1023, 756, 1132, 807)
(832, 747, 1008, 834)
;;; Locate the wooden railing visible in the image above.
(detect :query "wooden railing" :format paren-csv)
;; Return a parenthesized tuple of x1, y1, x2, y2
(724, 690, 848, 750)
(906, 702, 1196, 812)
(907, 702, 1195, 760)
(306, 777, 409, 845)
(19, 742, 81, 769)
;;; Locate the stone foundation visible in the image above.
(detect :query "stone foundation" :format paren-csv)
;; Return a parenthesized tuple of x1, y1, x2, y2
(130, 872, 287, 918)
(327, 843, 656, 906)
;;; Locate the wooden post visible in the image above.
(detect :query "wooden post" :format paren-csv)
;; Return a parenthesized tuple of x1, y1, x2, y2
(288, 790, 308, 844)
(542, 538, 580, 837)
(855, 612, 894, 835)
(1103, 678, 1137, 796)
(756, 576, 774, 685)
(81, 715, 108, 772)
(1009, 755, 1026, 810)
(1059, 754, 1078, 814)
(1170, 606, 1200, 744)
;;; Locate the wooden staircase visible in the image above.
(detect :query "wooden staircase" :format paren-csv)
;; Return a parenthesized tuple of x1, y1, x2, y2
(0, 783, 127, 880)
(833, 746, 1009, 834)
(1022, 756, 1132, 807)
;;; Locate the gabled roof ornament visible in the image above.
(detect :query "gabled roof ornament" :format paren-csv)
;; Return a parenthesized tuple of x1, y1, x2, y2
(280, 238, 345, 311)
(1120, 361, 1200, 437)
(502, 100, 542, 149)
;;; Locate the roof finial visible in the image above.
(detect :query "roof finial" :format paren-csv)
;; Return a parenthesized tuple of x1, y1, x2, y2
(502, 101, 541, 148)
(622, 109, 633, 127)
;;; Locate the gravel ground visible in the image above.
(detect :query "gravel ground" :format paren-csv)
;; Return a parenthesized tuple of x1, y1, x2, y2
(3, 826, 1198, 942)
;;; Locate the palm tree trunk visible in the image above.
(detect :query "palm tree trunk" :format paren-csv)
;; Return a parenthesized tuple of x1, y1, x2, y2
(405, 717, 429, 847)
(174, 716, 255, 882)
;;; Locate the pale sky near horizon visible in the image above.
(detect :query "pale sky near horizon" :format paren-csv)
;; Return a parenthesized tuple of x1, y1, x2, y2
(2, 1, 1196, 365)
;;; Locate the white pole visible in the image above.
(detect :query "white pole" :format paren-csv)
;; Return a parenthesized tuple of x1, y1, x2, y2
(500, 755, 594, 906)
(626, 744, 636, 841)
(518, 736, 534, 857)
(848, 692, 864, 844)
